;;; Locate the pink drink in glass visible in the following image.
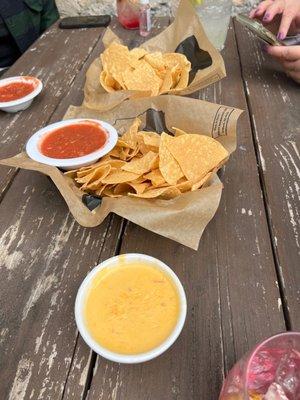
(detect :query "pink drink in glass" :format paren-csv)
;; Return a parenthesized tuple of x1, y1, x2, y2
(219, 332, 300, 400)
(117, 0, 139, 29)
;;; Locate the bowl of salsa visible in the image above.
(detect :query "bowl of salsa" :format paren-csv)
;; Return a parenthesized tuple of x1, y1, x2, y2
(75, 254, 187, 364)
(0, 76, 43, 113)
(26, 118, 118, 170)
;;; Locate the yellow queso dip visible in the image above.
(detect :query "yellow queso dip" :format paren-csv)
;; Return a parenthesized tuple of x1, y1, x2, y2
(84, 260, 180, 355)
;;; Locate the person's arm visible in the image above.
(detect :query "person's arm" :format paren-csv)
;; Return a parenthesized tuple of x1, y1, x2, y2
(40, 0, 59, 33)
(267, 45, 300, 83)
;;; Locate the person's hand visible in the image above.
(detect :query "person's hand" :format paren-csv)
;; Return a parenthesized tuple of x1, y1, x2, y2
(250, 0, 300, 39)
(267, 45, 300, 83)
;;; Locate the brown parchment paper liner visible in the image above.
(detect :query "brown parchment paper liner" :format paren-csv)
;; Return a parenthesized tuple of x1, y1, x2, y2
(0, 96, 242, 249)
(83, 0, 226, 112)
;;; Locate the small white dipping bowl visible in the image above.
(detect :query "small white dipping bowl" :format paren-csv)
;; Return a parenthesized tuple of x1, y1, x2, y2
(75, 253, 187, 364)
(0, 76, 43, 113)
(26, 118, 118, 170)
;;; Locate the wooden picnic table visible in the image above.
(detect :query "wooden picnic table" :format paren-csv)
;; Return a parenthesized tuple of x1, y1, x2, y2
(0, 16, 299, 400)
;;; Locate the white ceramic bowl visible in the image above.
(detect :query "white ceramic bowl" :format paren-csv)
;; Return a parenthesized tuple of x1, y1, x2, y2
(26, 118, 118, 170)
(75, 254, 187, 364)
(0, 76, 43, 113)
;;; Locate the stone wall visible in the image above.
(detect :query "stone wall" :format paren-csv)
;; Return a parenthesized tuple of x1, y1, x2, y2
(56, 0, 259, 18)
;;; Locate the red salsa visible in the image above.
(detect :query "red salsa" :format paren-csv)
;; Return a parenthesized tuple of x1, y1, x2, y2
(40, 122, 108, 159)
(0, 81, 35, 102)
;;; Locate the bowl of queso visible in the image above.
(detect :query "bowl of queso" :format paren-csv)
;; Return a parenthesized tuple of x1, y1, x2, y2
(75, 254, 187, 364)
(0, 76, 43, 113)
(26, 118, 118, 170)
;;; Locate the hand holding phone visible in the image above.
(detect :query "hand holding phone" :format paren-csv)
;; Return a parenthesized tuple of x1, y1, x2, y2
(235, 14, 286, 46)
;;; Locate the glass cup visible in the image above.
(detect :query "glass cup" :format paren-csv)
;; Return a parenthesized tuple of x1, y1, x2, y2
(195, 0, 232, 51)
(219, 332, 300, 400)
(117, 0, 140, 30)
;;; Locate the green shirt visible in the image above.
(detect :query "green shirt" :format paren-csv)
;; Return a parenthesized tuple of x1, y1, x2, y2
(0, 0, 59, 67)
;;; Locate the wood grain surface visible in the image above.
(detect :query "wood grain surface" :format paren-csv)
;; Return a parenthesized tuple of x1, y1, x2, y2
(0, 16, 298, 400)
(0, 22, 105, 199)
(86, 23, 285, 400)
(234, 22, 300, 330)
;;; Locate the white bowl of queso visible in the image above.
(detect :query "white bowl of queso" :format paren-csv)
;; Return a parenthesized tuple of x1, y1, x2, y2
(75, 254, 187, 364)
(26, 118, 118, 170)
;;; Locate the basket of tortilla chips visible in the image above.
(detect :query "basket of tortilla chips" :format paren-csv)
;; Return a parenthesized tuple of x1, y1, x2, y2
(66, 118, 229, 201)
(84, 0, 226, 111)
(0, 96, 242, 250)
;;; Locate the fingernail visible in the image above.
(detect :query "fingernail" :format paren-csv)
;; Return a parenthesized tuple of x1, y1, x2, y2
(277, 32, 284, 40)
(263, 13, 270, 21)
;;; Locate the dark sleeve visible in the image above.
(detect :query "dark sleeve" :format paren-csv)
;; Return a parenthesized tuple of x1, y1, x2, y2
(40, 0, 59, 32)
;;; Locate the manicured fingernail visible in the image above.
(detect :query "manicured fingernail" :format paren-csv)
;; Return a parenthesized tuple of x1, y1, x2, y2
(277, 32, 284, 40)
(263, 13, 270, 21)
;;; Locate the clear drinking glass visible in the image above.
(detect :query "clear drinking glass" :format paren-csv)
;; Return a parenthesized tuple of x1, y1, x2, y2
(117, 0, 140, 29)
(195, 0, 232, 51)
(219, 332, 300, 400)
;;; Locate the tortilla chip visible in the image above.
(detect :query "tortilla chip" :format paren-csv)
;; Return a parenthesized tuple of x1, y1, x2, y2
(122, 151, 158, 175)
(175, 180, 192, 193)
(95, 185, 107, 196)
(175, 67, 190, 90)
(102, 170, 142, 184)
(172, 127, 187, 137)
(76, 164, 111, 185)
(130, 48, 147, 59)
(143, 169, 166, 187)
(166, 134, 228, 184)
(102, 185, 121, 197)
(121, 118, 141, 149)
(122, 60, 162, 96)
(159, 133, 184, 185)
(159, 69, 173, 94)
(101, 42, 140, 89)
(144, 52, 165, 71)
(100, 71, 115, 92)
(129, 186, 181, 200)
(114, 182, 149, 195)
(136, 131, 160, 154)
(163, 53, 191, 69)
(116, 139, 133, 149)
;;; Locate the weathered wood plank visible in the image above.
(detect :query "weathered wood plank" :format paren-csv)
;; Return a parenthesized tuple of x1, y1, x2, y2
(61, 17, 172, 400)
(62, 216, 124, 400)
(0, 22, 105, 199)
(0, 171, 123, 400)
(0, 20, 122, 400)
(87, 23, 286, 400)
(0, 17, 171, 400)
(234, 21, 300, 330)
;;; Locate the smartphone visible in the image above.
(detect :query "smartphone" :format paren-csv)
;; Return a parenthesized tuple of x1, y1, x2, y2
(235, 14, 286, 46)
(59, 15, 111, 29)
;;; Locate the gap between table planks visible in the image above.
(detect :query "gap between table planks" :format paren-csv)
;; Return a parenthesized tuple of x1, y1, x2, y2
(234, 21, 300, 331)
